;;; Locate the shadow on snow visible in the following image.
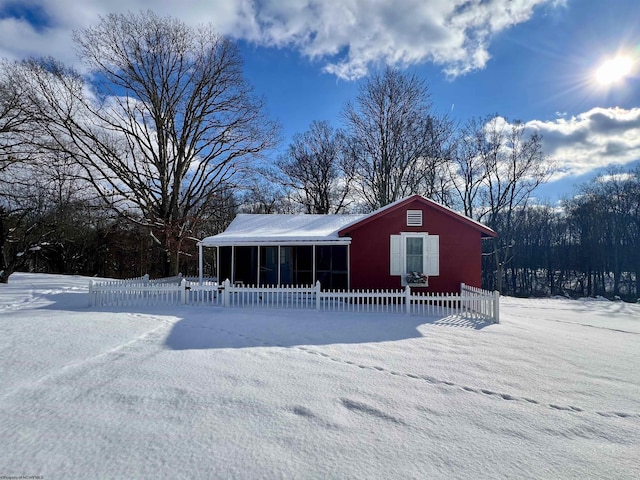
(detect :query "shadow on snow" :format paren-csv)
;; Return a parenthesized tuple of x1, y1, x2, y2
(162, 308, 493, 350)
(32, 291, 493, 350)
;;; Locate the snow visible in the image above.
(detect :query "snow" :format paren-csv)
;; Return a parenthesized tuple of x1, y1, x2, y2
(1, 273, 639, 479)
(199, 213, 367, 246)
(198, 195, 496, 247)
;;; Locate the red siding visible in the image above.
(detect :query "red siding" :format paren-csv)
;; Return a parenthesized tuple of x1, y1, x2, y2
(345, 198, 485, 293)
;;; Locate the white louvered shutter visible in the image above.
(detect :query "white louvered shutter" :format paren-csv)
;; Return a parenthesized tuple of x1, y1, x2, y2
(390, 235, 402, 275)
(425, 235, 439, 276)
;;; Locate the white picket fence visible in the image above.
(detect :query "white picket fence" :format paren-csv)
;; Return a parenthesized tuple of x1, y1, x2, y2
(460, 283, 500, 323)
(89, 277, 500, 323)
(115, 273, 211, 285)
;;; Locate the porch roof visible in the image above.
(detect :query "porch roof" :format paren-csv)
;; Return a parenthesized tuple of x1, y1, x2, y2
(199, 213, 367, 247)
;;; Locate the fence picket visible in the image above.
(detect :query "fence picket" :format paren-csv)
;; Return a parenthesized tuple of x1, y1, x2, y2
(88, 277, 499, 323)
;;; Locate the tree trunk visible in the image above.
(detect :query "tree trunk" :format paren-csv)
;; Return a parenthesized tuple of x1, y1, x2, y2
(0, 213, 10, 283)
(495, 250, 504, 294)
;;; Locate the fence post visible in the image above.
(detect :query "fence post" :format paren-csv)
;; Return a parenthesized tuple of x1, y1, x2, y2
(223, 279, 231, 307)
(315, 280, 321, 311)
(180, 279, 187, 304)
(198, 243, 204, 286)
(89, 280, 94, 307)
(405, 285, 411, 315)
(493, 290, 500, 324)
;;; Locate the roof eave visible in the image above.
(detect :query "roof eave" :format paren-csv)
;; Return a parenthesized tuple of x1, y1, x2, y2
(199, 238, 353, 247)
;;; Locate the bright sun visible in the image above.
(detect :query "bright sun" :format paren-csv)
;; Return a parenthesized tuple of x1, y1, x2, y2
(595, 55, 634, 85)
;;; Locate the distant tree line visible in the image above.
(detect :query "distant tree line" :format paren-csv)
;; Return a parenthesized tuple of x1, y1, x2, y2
(1, 11, 638, 301)
(493, 167, 640, 301)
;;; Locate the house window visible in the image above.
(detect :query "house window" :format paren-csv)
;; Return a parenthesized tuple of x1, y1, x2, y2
(405, 237, 424, 273)
(390, 233, 439, 285)
(406, 210, 423, 227)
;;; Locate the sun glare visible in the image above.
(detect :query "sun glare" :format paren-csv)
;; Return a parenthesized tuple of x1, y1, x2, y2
(595, 55, 634, 85)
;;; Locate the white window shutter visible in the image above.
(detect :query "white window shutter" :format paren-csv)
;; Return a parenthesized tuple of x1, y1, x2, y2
(390, 235, 402, 275)
(425, 235, 439, 276)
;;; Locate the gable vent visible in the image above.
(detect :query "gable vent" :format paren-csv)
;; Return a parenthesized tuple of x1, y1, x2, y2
(406, 210, 423, 227)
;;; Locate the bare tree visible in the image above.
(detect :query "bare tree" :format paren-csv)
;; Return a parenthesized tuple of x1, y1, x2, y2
(0, 59, 38, 171)
(448, 117, 490, 218)
(237, 176, 296, 214)
(16, 11, 279, 275)
(277, 120, 355, 213)
(0, 148, 98, 282)
(458, 116, 552, 292)
(0, 60, 47, 282)
(342, 67, 453, 209)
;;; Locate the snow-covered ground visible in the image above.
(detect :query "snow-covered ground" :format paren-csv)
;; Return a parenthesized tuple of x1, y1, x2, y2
(1, 273, 638, 479)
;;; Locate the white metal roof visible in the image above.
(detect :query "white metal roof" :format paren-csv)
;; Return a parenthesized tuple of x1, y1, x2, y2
(199, 213, 367, 246)
(199, 195, 496, 247)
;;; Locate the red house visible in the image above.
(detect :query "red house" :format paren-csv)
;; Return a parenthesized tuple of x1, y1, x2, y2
(198, 195, 496, 293)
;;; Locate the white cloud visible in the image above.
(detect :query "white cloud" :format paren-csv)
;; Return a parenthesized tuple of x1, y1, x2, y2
(596, 172, 635, 183)
(525, 107, 640, 179)
(240, 0, 559, 80)
(0, 0, 559, 80)
(0, 16, 76, 64)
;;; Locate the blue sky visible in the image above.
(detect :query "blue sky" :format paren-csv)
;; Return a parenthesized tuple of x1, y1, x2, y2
(1, 0, 639, 202)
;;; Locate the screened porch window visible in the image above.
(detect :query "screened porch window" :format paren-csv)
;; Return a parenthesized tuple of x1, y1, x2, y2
(234, 246, 258, 285)
(259, 246, 278, 285)
(219, 246, 233, 283)
(217, 244, 349, 288)
(315, 245, 348, 290)
(280, 246, 313, 286)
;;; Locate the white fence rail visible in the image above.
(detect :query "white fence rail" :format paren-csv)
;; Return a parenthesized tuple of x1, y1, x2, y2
(89, 277, 500, 323)
(89, 279, 187, 307)
(119, 273, 217, 285)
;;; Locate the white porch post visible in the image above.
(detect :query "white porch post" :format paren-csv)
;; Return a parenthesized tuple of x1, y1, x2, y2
(215, 246, 219, 283)
(347, 244, 351, 290)
(312, 245, 316, 285)
(231, 246, 236, 284)
(277, 245, 281, 286)
(198, 243, 203, 285)
(257, 246, 261, 286)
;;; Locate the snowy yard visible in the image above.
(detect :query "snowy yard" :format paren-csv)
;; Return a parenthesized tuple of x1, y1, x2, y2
(1, 274, 639, 479)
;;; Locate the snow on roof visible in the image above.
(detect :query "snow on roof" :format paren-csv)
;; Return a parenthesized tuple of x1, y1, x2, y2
(199, 213, 367, 246)
(200, 195, 496, 247)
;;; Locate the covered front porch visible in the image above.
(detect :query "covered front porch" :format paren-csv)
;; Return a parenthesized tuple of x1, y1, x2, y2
(197, 212, 367, 290)
(200, 243, 350, 290)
